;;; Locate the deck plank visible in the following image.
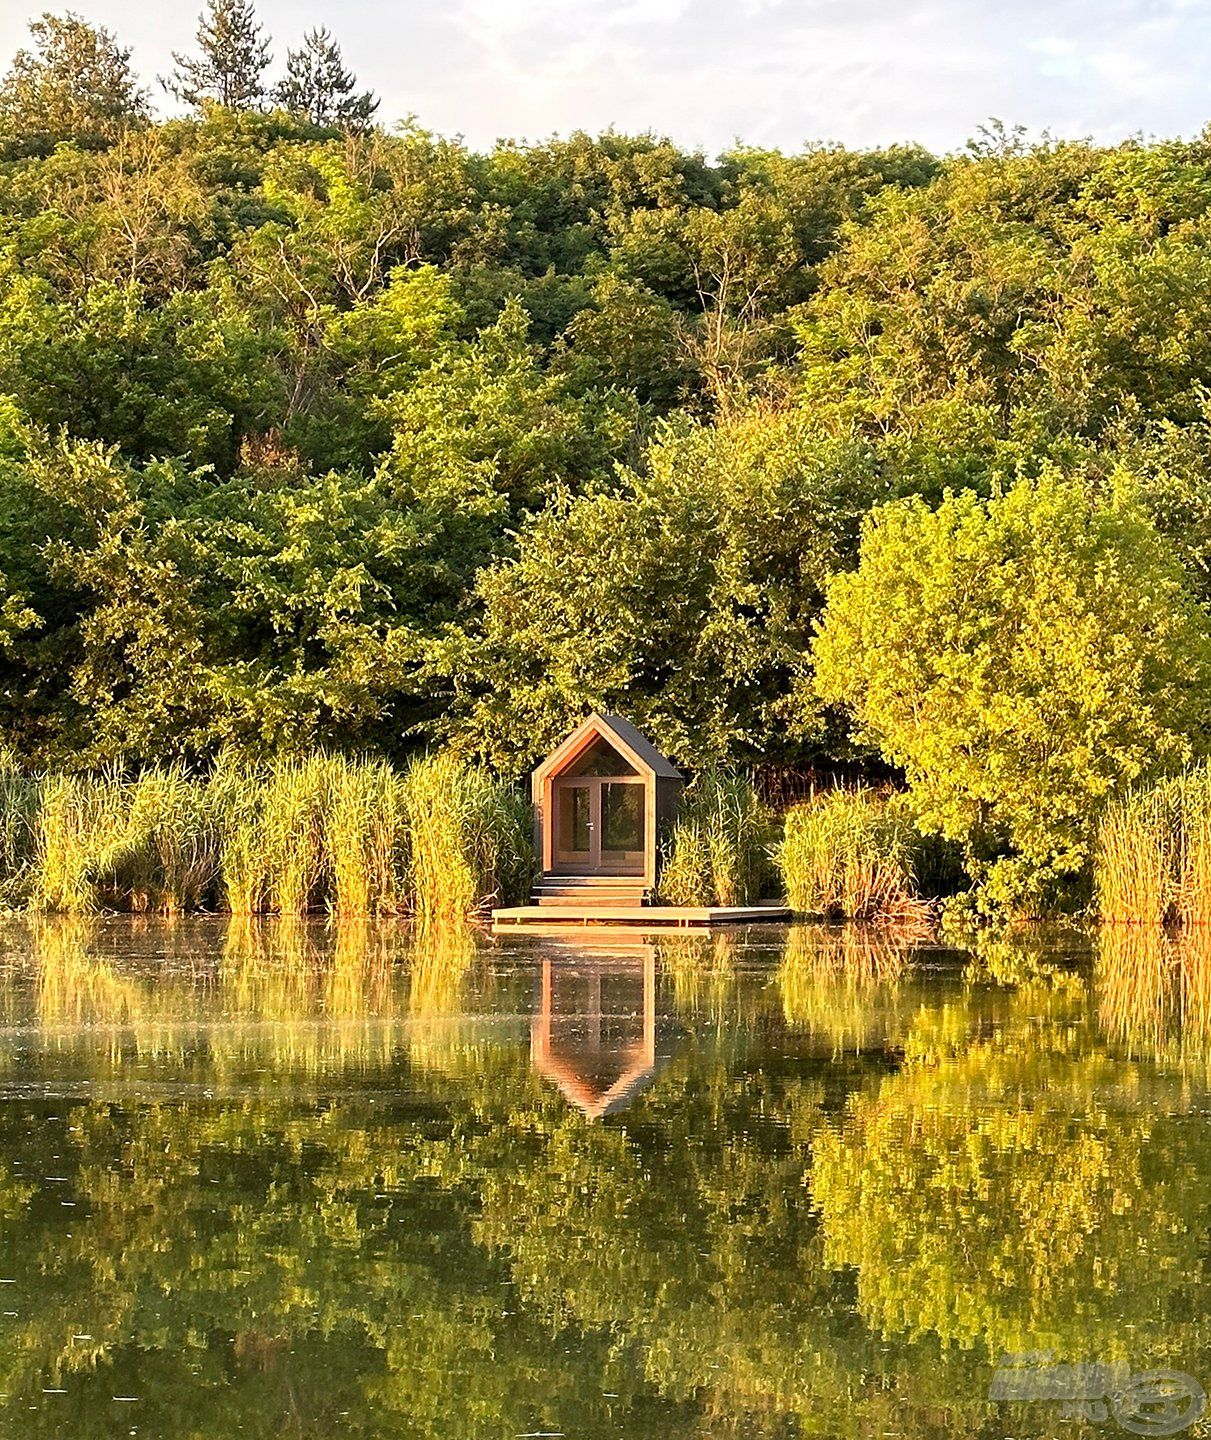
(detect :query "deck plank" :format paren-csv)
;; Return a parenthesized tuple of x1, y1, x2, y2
(491, 903, 791, 928)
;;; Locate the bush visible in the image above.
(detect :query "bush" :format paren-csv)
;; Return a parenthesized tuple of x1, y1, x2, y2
(658, 769, 771, 906)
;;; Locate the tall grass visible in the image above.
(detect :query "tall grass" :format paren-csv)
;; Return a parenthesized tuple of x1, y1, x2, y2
(33, 770, 132, 912)
(12, 749, 530, 919)
(658, 768, 771, 906)
(122, 767, 220, 913)
(776, 788, 931, 924)
(212, 758, 267, 915)
(258, 755, 330, 916)
(1096, 766, 1211, 927)
(326, 758, 406, 916)
(403, 752, 533, 926)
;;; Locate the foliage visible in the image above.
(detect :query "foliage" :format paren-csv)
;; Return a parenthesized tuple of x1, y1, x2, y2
(814, 473, 1211, 913)
(658, 769, 771, 906)
(4, 69, 1211, 908)
(441, 411, 881, 771)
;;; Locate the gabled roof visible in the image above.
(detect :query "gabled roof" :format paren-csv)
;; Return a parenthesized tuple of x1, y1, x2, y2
(533, 712, 682, 784)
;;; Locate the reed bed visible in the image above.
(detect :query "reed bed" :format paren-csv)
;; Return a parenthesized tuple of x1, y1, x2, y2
(33, 769, 134, 913)
(1096, 766, 1211, 927)
(658, 768, 772, 906)
(776, 788, 932, 924)
(7, 750, 530, 919)
(404, 752, 534, 926)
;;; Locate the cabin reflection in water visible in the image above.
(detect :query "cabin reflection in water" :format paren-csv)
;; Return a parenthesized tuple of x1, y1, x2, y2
(530, 950, 669, 1119)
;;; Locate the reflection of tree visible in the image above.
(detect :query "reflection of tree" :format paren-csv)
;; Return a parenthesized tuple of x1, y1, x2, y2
(0, 918, 1207, 1437)
(812, 1007, 1211, 1361)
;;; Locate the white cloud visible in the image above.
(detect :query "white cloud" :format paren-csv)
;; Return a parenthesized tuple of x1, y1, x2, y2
(0, 0, 1208, 154)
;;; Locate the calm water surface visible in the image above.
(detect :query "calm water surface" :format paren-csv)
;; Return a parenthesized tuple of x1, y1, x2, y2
(0, 917, 1207, 1439)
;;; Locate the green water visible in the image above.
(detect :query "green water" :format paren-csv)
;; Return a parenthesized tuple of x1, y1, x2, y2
(0, 917, 1207, 1439)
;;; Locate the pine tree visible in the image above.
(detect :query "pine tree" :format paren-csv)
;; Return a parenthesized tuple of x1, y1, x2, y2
(275, 27, 378, 129)
(0, 11, 148, 149)
(163, 0, 271, 112)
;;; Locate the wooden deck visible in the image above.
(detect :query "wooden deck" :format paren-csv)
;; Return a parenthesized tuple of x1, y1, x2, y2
(491, 901, 792, 929)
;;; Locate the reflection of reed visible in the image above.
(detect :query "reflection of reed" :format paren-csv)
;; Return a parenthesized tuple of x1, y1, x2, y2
(1097, 926, 1173, 1053)
(785, 923, 912, 986)
(777, 924, 914, 1052)
(1183, 933, 1211, 1043)
(217, 917, 410, 1073)
(653, 932, 741, 1023)
(406, 923, 522, 1082)
(32, 916, 144, 1029)
(21, 915, 417, 1077)
(408, 922, 480, 1015)
(1096, 926, 1211, 1066)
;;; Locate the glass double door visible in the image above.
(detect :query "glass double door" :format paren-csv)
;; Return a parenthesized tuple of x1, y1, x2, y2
(554, 778, 645, 874)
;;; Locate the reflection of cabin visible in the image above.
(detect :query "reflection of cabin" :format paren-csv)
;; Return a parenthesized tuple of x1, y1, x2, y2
(530, 714, 683, 908)
(530, 954, 666, 1119)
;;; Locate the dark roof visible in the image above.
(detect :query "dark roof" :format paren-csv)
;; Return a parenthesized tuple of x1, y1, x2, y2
(597, 714, 682, 779)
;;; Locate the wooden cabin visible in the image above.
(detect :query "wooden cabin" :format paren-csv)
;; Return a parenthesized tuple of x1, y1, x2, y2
(530, 714, 683, 907)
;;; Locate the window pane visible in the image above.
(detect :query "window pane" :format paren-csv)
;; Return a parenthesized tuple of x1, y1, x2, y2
(557, 785, 591, 855)
(565, 737, 639, 777)
(601, 783, 644, 853)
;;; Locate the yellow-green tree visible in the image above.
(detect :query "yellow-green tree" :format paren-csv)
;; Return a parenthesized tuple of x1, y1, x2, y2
(813, 471, 1211, 911)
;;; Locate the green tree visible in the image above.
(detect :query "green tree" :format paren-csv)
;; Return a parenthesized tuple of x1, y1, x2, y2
(792, 137, 1211, 442)
(274, 27, 377, 130)
(376, 297, 639, 523)
(0, 269, 273, 467)
(0, 11, 148, 152)
(812, 472, 1211, 911)
(164, 0, 271, 113)
(440, 410, 880, 770)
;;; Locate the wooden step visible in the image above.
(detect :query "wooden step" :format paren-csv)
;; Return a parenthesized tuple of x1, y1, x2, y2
(537, 875, 645, 887)
(534, 880, 646, 891)
(532, 877, 652, 907)
(535, 892, 651, 908)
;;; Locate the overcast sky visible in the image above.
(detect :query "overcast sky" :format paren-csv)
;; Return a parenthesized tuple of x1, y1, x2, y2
(1, 0, 1209, 156)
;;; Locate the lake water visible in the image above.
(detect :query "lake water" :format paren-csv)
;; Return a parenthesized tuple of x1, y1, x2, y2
(0, 916, 1207, 1439)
